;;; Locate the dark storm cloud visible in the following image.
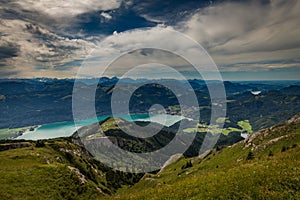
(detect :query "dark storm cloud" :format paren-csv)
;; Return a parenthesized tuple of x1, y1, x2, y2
(0, 41, 19, 61)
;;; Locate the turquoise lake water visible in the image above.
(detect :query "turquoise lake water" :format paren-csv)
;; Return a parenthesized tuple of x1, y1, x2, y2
(16, 114, 185, 140)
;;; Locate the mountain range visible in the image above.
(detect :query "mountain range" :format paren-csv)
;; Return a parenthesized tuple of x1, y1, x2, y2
(1, 78, 300, 130)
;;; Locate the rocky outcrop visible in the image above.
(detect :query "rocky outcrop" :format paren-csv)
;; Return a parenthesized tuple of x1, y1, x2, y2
(243, 113, 300, 151)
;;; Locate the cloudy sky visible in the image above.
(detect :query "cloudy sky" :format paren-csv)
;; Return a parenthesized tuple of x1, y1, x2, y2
(0, 0, 299, 80)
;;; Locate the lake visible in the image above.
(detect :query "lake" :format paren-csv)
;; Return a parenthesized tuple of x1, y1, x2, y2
(16, 114, 185, 140)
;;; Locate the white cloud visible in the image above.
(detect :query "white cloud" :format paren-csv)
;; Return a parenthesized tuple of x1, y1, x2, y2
(180, 0, 300, 71)
(1, 0, 299, 78)
(15, 0, 122, 18)
(77, 26, 219, 79)
(100, 12, 112, 20)
(0, 19, 97, 78)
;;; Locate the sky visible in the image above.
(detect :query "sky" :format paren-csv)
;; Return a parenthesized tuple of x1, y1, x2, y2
(0, 0, 299, 80)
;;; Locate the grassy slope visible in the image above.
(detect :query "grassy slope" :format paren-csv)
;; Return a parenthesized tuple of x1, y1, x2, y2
(1, 116, 299, 200)
(0, 139, 142, 200)
(108, 119, 300, 200)
(0, 140, 104, 200)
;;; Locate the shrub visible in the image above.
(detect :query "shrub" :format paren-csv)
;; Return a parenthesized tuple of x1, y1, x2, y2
(246, 151, 255, 160)
(268, 151, 274, 156)
(281, 146, 287, 152)
(35, 140, 45, 147)
(182, 160, 193, 169)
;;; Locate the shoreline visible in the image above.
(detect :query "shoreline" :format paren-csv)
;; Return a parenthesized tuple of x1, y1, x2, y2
(12, 113, 185, 141)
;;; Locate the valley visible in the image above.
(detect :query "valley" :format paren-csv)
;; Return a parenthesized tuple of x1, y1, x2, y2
(0, 78, 299, 199)
(1, 78, 299, 140)
(0, 113, 299, 199)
